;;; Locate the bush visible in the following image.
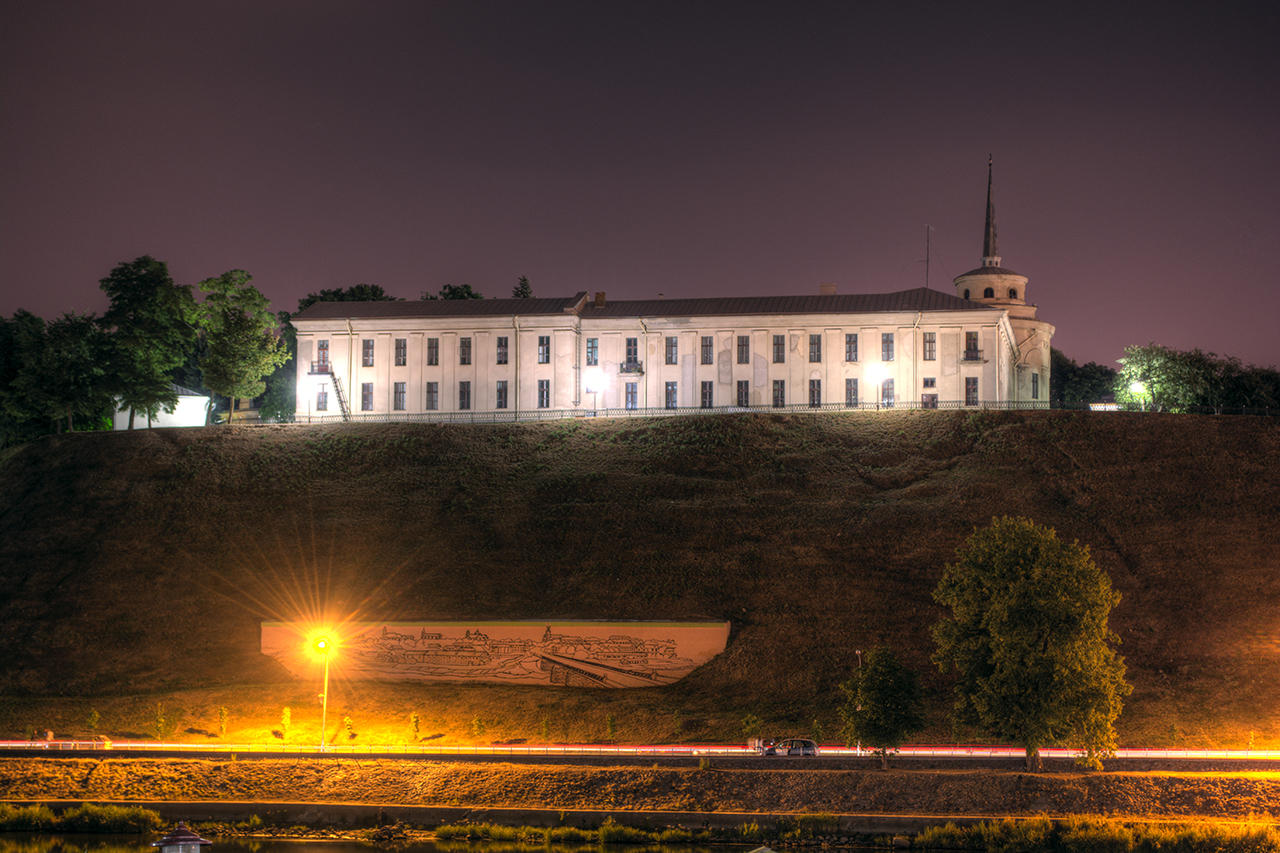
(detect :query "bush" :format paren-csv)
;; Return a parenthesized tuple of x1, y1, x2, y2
(57, 803, 164, 833)
(598, 818, 649, 844)
(548, 826, 593, 843)
(0, 803, 56, 831)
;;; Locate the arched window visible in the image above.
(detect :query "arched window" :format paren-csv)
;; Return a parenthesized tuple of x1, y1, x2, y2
(983, 287, 994, 298)
(963, 289, 970, 299)
(1008, 288, 1018, 299)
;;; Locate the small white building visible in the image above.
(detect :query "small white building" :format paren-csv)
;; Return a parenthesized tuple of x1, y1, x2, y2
(112, 383, 210, 430)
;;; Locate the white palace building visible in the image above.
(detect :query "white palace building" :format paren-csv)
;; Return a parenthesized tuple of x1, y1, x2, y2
(293, 167, 1053, 420)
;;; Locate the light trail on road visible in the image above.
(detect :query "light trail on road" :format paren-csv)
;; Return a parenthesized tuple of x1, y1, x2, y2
(3, 740, 1280, 761)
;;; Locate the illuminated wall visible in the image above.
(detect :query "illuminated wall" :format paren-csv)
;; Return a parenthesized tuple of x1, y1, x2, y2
(262, 620, 731, 688)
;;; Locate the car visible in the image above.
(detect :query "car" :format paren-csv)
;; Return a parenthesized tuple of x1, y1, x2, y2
(761, 737, 818, 756)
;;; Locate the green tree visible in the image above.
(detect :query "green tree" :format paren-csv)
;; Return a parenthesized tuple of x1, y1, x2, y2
(438, 283, 483, 300)
(197, 270, 289, 424)
(512, 275, 533, 298)
(295, 283, 398, 313)
(838, 647, 925, 769)
(10, 313, 114, 432)
(933, 517, 1130, 771)
(1050, 348, 1117, 408)
(1114, 344, 1208, 412)
(99, 256, 198, 428)
(0, 312, 51, 445)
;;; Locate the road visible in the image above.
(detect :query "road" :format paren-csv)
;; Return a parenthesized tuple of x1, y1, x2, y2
(4, 739, 1280, 770)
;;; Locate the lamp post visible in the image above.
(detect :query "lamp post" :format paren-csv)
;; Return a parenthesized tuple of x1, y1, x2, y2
(315, 635, 331, 752)
(1129, 380, 1148, 412)
(583, 368, 604, 416)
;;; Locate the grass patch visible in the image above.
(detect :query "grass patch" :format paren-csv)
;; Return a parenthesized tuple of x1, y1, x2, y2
(0, 803, 163, 833)
(915, 817, 1280, 852)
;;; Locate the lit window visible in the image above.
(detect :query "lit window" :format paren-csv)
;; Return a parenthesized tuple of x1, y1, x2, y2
(881, 378, 894, 408)
(362, 339, 374, 367)
(665, 381, 678, 409)
(538, 379, 550, 408)
(625, 382, 637, 410)
(317, 339, 330, 369)
(538, 335, 550, 364)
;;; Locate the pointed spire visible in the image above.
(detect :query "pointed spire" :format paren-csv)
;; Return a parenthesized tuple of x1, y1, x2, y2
(982, 154, 1001, 267)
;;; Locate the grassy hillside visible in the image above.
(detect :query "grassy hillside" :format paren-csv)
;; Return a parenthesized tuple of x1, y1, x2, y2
(1, 411, 1277, 747)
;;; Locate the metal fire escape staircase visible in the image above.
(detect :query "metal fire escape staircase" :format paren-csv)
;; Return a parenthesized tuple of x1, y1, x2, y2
(310, 361, 350, 421)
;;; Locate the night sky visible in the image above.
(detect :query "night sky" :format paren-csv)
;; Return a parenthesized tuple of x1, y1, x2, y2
(2, 1, 1277, 368)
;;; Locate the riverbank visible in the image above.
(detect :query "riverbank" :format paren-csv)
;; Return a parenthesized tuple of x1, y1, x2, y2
(4, 758, 1280, 820)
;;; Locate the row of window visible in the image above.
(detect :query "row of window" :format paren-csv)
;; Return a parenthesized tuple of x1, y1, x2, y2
(324, 330, 986, 370)
(962, 286, 1019, 299)
(339, 335, 551, 368)
(322, 376, 986, 412)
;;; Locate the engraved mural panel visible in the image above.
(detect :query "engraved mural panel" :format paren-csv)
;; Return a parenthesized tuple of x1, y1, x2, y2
(261, 620, 730, 688)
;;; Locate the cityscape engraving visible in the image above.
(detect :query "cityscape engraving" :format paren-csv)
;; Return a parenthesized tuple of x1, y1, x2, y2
(261, 621, 731, 688)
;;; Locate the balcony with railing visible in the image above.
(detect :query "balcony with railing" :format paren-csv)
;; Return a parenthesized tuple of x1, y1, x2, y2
(962, 349, 984, 363)
(619, 359, 644, 375)
(309, 360, 333, 375)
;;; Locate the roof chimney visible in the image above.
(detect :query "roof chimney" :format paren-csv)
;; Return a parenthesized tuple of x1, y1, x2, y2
(819, 282, 837, 296)
(593, 291, 606, 307)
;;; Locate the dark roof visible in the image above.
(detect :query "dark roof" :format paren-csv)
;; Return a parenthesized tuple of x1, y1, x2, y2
(955, 265, 1024, 278)
(580, 288, 988, 318)
(153, 824, 212, 848)
(294, 293, 586, 320)
(293, 287, 991, 322)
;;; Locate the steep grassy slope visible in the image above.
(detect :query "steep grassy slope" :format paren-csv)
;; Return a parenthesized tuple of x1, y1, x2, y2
(0, 411, 1277, 746)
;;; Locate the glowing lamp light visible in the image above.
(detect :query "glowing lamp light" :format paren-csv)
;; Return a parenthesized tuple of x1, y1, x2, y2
(583, 367, 605, 394)
(304, 628, 339, 752)
(1129, 381, 1147, 395)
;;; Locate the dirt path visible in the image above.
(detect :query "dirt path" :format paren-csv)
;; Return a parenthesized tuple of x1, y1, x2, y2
(3, 758, 1280, 819)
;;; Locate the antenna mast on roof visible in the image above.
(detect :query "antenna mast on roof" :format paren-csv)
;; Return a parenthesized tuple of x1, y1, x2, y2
(919, 224, 935, 289)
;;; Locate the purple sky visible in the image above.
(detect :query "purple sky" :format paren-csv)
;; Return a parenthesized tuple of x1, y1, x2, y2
(2, 1, 1277, 368)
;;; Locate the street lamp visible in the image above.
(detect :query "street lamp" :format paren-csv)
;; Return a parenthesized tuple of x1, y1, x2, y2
(583, 367, 604, 415)
(310, 633, 334, 752)
(1129, 380, 1148, 412)
(865, 364, 888, 411)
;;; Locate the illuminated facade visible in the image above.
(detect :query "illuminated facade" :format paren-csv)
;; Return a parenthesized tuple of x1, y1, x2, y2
(292, 166, 1053, 419)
